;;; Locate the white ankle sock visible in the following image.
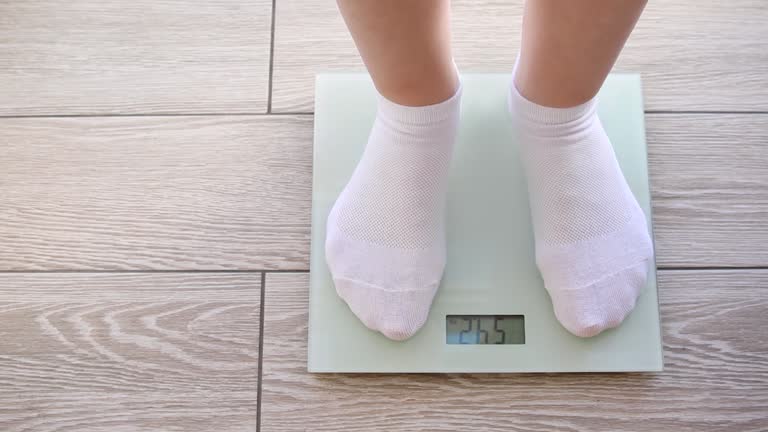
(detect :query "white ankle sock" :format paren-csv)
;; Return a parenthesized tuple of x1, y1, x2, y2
(508, 78, 653, 337)
(326, 85, 462, 341)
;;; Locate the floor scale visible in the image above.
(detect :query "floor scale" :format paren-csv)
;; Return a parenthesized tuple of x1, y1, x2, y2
(308, 73, 663, 373)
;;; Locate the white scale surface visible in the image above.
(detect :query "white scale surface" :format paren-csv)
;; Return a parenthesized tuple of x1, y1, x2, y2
(308, 73, 663, 373)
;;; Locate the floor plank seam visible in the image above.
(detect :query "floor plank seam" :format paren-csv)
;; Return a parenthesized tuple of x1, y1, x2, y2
(0, 112, 293, 119)
(0, 268, 765, 274)
(256, 271, 266, 432)
(0, 269, 311, 274)
(657, 266, 768, 271)
(0, 111, 766, 120)
(645, 110, 768, 115)
(266, 0, 277, 114)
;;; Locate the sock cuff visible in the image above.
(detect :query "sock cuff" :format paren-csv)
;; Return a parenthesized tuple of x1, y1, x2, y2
(376, 80, 462, 126)
(508, 63, 597, 126)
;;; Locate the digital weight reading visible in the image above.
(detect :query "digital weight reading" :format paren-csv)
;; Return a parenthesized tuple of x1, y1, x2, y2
(446, 315, 525, 345)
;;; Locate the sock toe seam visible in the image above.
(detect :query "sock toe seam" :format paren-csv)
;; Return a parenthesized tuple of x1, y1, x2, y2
(333, 275, 439, 294)
(546, 257, 650, 293)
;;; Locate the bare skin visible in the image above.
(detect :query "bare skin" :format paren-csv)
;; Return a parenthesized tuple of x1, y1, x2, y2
(515, 0, 648, 107)
(338, 0, 647, 108)
(336, 0, 458, 106)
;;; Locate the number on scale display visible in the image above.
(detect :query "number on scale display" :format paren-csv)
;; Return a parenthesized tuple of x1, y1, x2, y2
(446, 315, 525, 345)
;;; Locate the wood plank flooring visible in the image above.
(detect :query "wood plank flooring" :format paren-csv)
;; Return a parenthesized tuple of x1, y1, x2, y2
(0, 0, 271, 115)
(1, 0, 766, 430)
(272, 0, 768, 112)
(1, 116, 312, 270)
(0, 273, 260, 431)
(262, 272, 768, 432)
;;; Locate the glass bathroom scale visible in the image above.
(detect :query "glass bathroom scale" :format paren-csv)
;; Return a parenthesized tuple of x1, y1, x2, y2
(308, 73, 663, 373)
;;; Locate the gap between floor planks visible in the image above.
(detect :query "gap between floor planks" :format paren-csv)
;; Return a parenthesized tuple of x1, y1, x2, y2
(2, 111, 768, 119)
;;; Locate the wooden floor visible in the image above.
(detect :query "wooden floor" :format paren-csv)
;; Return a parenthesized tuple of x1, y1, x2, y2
(1, 1, 767, 431)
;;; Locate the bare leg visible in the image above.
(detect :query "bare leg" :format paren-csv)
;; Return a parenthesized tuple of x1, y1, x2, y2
(337, 0, 458, 106)
(515, 0, 647, 107)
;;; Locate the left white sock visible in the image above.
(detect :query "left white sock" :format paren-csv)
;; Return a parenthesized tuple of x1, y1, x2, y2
(508, 76, 654, 337)
(325, 84, 462, 341)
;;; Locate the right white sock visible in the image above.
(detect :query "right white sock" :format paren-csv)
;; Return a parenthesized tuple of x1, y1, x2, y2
(508, 77, 654, 337)
(325, 84, 462, 341)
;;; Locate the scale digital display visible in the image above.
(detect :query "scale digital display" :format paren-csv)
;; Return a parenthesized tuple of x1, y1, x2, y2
(446, 315, 525, 345)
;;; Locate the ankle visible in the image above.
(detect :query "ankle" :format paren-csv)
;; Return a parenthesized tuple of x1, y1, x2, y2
(508, 77, 597, 128)
(376, 82, 463, 128)
(373, 62, 460, 107)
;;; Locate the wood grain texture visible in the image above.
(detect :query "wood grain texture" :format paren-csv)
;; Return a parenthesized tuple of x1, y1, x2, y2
(271, 0, 768, 112)
(0, 273, 260, 432)
(0, 0, 271, 115)
(0, 115, 313, 270)
(647, 114, 768, 267)
(2, 114, 763, 270)
(261, 272, 768, 432)
(0, 392, 257, 432)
